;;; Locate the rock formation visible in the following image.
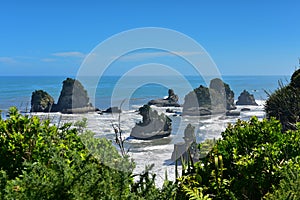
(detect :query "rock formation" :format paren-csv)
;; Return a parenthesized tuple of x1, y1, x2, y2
(171, 124, 199, 162)
(130, 105, 172, 140)
(148, 89, 180, 107)
(182, 78, 236, 116)
(226, 110, 240, 116)
(236, 90, 258, 106)
(30, 90, 54, 112)
(31, 78, 95, 113)
(210, 78, 236, 110)
(103, 107, 121, 114)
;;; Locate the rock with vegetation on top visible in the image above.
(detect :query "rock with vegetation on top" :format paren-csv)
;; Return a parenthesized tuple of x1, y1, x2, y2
(148, 89, 180, 107)
(130, 105, 172, 140)
(30, 90, 54, 112)
(31, 78, 95, 113)
(171, 124, 199, 162)
(183, 78, 236, 116)
(236, 90, 258, 106)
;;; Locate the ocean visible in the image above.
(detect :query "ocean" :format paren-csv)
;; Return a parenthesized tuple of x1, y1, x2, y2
(0, 75, 290, 187)
(0, 75, 289, 112)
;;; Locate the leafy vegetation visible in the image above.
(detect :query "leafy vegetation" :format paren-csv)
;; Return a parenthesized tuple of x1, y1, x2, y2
(2, 70, 300, 199)
(265, 69, 300, 131)
(175, 117, 300, 199)
(0, 107, 174, 199)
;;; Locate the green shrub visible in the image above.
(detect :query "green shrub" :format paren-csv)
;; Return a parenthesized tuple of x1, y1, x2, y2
(177, 117, 300, 199)
(265, 69, 300, 131)
(0, 107, 135, 199)
(264, 157, 300, 200)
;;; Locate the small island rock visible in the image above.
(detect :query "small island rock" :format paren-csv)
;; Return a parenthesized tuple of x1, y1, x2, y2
(183, 78, 236, 116)
(103, 107, 121, 114)
(130, 105, 172, 140)
(30, 90, 54, 112)
(31, 78, 95, 113)
(236, 90, 258, 106)
(148, 89, 180, 107)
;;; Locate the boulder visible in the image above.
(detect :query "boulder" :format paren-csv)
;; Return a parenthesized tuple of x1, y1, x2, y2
(226, 110, 240, 116)
(30, 90, 54, 112)
(130, 105, 172, 140)
(236, 90, 258, 106)
(241, 108, 251, 112)
(148, 89, 180, 107)
(103, 107, 121, 114)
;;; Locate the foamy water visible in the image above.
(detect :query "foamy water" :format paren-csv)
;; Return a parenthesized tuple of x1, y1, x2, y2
(32, 100, 265, 188)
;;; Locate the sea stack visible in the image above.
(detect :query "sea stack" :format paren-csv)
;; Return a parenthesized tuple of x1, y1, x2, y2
(236, 90, 258, 106)
(148, 89, 180, 107)
(31, 78, 95, 113)
(182, 78, 236, 116)
(130, 105, 172, 140)
(30, 90, 54, 112)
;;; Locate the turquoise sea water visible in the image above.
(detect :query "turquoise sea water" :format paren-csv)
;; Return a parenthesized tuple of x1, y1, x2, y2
(0, 75, 290, 114)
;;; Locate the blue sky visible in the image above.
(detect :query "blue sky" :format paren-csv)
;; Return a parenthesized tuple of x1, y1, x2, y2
(0, 0, 299, 76)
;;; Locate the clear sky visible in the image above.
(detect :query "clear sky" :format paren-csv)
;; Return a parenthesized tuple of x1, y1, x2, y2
(0, 0, 299, 76)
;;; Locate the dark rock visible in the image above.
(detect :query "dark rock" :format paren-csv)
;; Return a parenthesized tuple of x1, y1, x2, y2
(103, 107, 121, 114)
(130, 105, 172, 140)
(53, 78, 91, 112)
(148, 89, 180, 107)
(166, 89, 179, 102)
(236, 90, 258, 106)
(31, 78, 94, 113)
(182, 78, 236, 116)
(241, 108, 251, 112)
(183, 107, 212, 116)
(30, 90, 54, 112)
(59, 107, 96, 114)
(210, 78, 236, 110)
(166, 108, 174, 113)
(171, 124, 199, 162)
(226, 110, 240, 116)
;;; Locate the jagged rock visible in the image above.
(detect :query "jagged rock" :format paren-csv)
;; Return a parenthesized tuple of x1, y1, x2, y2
(241, 108, 251, 112)
(236, 90, 258, 106)
(210, 78, 236, 110)
(183, 78, 236, 116)
(166, 89, 179, 102)
(31, 78, 95, 113)
(103, 107, 121, 114)
(30, 90, 54, 112)
(52, 78, 93, 113)
(148, 89, 180, 107)
(171, 124, 199, 162)
(226, 110, 240, 116)
(130, 105, 172, 140)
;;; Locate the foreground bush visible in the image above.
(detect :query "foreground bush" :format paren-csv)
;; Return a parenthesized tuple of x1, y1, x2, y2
(0, 107, 176, 199)
(177, 117, 300, 199)
(265, 69, 300, 131)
